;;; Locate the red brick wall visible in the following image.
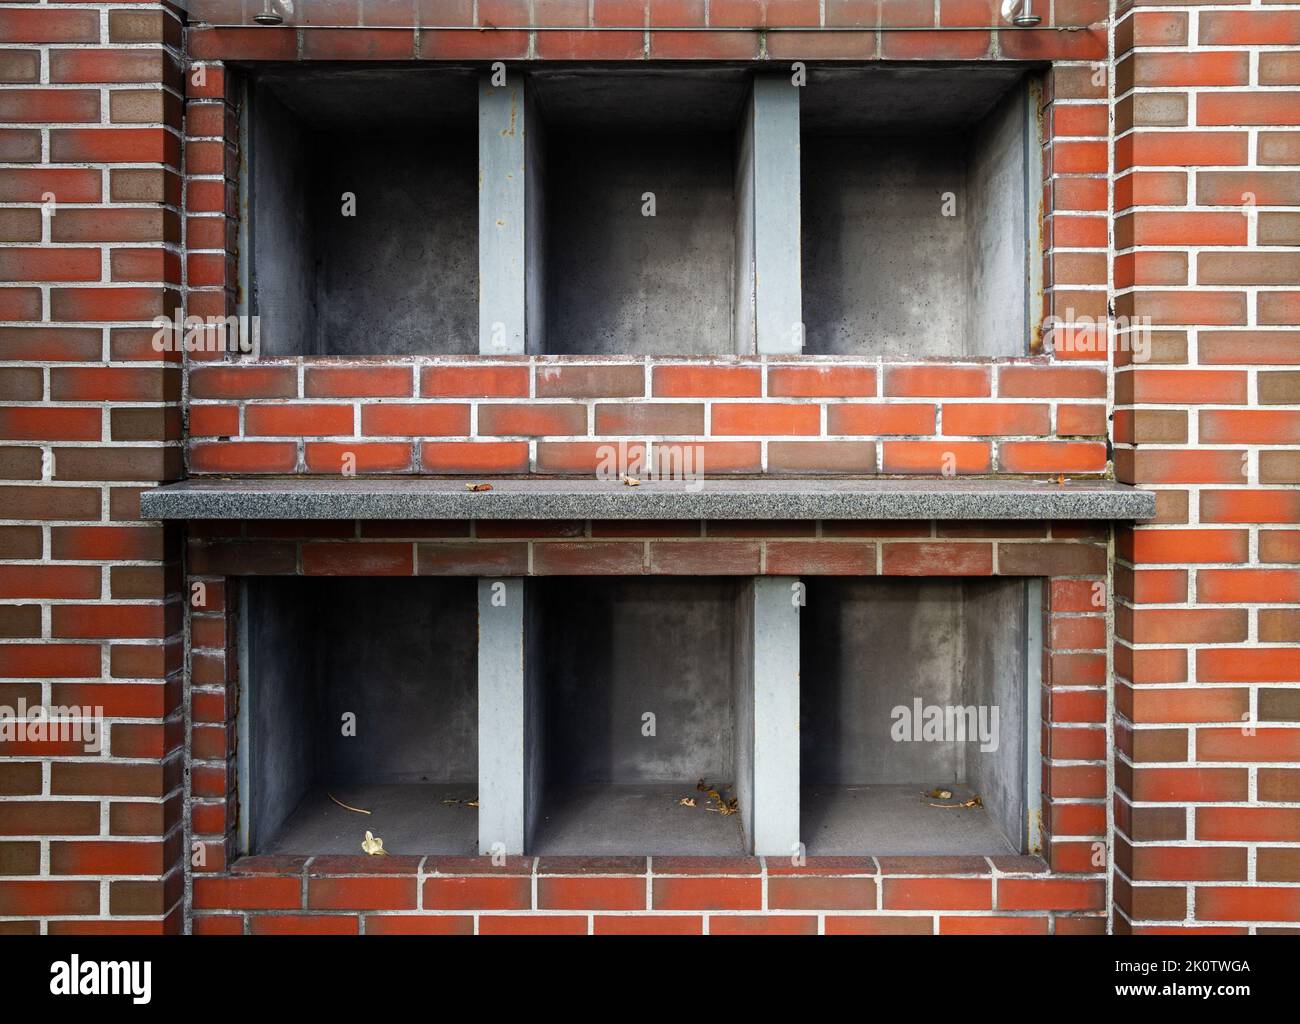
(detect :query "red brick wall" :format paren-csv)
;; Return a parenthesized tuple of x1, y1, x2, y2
(1112, 0, 1300, 934)
(0, 2, 187, 934)
(2, 0, 1296, 935)
(185, 358, 1110, 478)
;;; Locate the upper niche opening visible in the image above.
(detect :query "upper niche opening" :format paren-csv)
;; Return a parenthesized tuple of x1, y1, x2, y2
(800, 66, 1041, 359)
(246, 67, 479, 357)
(530, 69, 751, 357)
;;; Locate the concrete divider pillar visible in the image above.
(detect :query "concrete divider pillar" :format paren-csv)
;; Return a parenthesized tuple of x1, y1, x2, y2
(477, 577, 534, 854)
(478, 71, 545, 355)
(735, 75, 802, 355)
(736, 576, 802, 856)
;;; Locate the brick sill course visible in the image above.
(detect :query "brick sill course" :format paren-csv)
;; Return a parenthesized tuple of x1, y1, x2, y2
(187, 853, 1109, 934)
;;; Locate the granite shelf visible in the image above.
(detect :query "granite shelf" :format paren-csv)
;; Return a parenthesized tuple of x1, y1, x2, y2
(141, 477, 1156, 522)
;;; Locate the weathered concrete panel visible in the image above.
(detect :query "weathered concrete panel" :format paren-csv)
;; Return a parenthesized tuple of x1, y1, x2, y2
(749, 576, 801, 855)
(750, 77, 803, 355)
(478, 577, 528, 854)
(479, 72, 531, 355)
(250, 70, 478, 357)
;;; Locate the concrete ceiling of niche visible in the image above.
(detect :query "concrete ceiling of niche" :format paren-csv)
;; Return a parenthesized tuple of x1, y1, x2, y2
(530, 69, 752, 132)
(255, 66, 480, 130)
(251, 63, 1029, 134)
(800, 66, 1031, 134)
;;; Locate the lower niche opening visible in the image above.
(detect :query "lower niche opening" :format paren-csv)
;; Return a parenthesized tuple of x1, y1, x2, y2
(530, 577, 748, 856)
(239, 576, 478, 857)
(800, 577, 1039, 857)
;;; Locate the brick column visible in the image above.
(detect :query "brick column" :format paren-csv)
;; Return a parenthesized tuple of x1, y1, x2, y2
(1112, 0, 1300, 932)
(0, 2, 185, 933)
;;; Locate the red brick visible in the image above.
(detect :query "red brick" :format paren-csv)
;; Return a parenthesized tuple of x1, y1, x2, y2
(999, 366, 1105, 398)
(1196, 887, 1300, 923)
(825, 915, 935, 935)
(364, 915, 473, 935)
(765, 541, 876, 575)
(304, 366, 413, 398)
(193, 876, 300, 911)
(940, 916, 1050, 935)
(477, 403, 584, 437)
(532, 541, 644, 575)
(189, 442, 297, 474)
(189, 365, 296, 399)
(305, 442, 413, 474)
(769, 365, 876, 397)
(647, 540, 760, 575)
(537, 877, 645, 910)
(417, 542, 529, 576)
(881, 542, 993, 576)
(997, 879, 1104, 911)
(0, 880, 98, 917)
(421, 441, 529, 474)
(302, 543, 414, 577)
(362, 404, 470, 437)
(768, 876, 875, 910)
(881, 441, 991, 474)
(709, 914, 818, 935)
(421, 365, 529, 398)
(711, 403, 819, 436)
(250, 915, 359, 935)
(652, 364, 761, 397)
(307, 876, 417, 911)
(652, 877, 761, 911)
(1202, 491, 1300, 524)
(883, 878, 991, 911)
(829, 403, 935, 435)
(536, 363, 644, 398)
(1000, 441, 1107, 474)
(245, 404, 353, 437)
(423, 876, 530, 910)
(478, 915, 587, 934)
(884, 365, 989, 398)
(942, 404, 1049, 436)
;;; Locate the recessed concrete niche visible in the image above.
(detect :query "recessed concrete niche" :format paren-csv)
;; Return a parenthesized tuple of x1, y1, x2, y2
(475, 575, 800, 857)
(238, 576, 479, 856)
(800, 66, 1041, 358)
(799, 577, 1042, 856)
(530, 70, 747, 356)
(246, 67, 479, 356)
(527, 577, 747, 854)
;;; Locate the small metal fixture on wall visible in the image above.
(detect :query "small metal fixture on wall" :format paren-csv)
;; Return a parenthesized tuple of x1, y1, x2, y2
(254, 0, 284, 25)
(1001, 0, 1043, 27)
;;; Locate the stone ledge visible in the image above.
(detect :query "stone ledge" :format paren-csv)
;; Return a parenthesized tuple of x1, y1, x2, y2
(143, 477, 1155, 521)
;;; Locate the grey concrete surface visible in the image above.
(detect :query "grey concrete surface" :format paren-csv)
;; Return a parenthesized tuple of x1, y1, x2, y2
(963, 578, 1030, 853)
(144, 477, 1156, 522)
(801, 69, 1034, 357)
(263, 783, 479, 857)
(480, 72, 543, 356)
(477, 577, 529, 854)
(544, 129, 737, 355)
(528, 577, 745, 855)
(531, 783, 746, 856)
(748, 577, 801, 856)
(249, 69, 478, 357)
(536, 578, 738, 785)
(800, 577, 1033, 853)
(732, 580, 755, 846)
(534, 69, 748, 355)
(800, 65, 1029, 135)
(800, 783, 1017, 856)
(743, 76, 803, 355)
(241, 577, 477, 855)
